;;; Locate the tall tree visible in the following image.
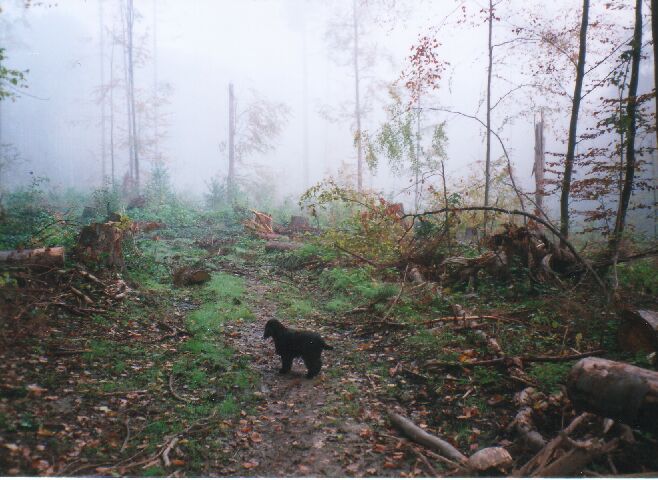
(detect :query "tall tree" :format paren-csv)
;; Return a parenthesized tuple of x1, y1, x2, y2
(610, 0, 642, 257)
(559, 0, 589, 240)
(227, 82, 236, 197)
(484, 0, 494, 230)
(352, 0, 363, 191)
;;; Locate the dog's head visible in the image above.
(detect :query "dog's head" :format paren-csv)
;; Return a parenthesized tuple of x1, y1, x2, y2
(263, 318, 284, 339)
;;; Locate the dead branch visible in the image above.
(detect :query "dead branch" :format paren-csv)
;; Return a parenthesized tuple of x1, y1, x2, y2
(425, 349, 606, 369)
(161, 436, 179, 467)
(334, 243, 384, 268)
(168, 373, 191, 403)
(387, 410, 467, 464)
(515, 412, 591, 476)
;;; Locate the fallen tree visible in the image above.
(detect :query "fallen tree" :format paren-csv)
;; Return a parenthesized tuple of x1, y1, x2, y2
(402, 206, 608, 294)
(0, 246, 65, 267)
(567, 357, 658, 434)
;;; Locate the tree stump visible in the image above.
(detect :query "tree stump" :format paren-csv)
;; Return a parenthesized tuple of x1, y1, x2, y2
(618, 309, 658, 353)
(76, 222, 125, 268)
(567, 357, 658, 433)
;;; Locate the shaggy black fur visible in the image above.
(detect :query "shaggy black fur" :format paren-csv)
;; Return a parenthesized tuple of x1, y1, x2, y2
(263, 319, 333, 378)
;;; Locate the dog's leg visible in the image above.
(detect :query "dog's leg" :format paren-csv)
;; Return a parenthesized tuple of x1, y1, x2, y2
(279, 354, 293, 374)
(303, 353, 322, 379)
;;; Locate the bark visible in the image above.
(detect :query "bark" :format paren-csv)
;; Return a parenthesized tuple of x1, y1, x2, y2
(567, 357, 658, 433)
(0, 247, 65, 267)
(560, 0, 589, 240)
(387, 410, 467, 464)
(76, 222, 126, 268)
(618, 309, 658, 353)
(467, 447, 512, 472)
(610, 0, 643, 257)
(651, 0, 658, 154)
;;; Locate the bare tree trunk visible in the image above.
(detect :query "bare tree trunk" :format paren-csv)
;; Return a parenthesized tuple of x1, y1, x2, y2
(152, 0, 159, 166)
(126, 0, 139, 191)
(533, 110, 545, 216)
(651, 0, 658, 240)
(302, 11, 309, 189)
(484, 0, 493, 233)
(99, 0, 106, 182)
(610, 0, 642, 257)
(228, 82, 236, 198)
(109, 40, 116, 188)
(353, 0, 363, 192)
(560, 0, 589, 240)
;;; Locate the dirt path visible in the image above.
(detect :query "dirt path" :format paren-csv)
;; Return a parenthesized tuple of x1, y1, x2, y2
(220, 275, 412, 477)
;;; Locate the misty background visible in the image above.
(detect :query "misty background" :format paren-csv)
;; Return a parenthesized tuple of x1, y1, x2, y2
(0, 0, 655, 230)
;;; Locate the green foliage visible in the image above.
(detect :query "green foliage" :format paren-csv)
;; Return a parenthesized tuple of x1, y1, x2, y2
(0, 48, 28, 102)
(617, 259, 658, 296)
(0, 176, 79, 250)
(528, 362, 572, 393)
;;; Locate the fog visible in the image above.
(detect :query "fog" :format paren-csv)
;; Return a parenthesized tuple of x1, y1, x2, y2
(0, 0, 654, 218)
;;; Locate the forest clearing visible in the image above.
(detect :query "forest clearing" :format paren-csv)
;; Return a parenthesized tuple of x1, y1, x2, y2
(1, 0, 658, 477)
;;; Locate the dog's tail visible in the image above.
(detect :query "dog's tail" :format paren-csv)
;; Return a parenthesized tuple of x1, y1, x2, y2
(322, 340, 334, 350)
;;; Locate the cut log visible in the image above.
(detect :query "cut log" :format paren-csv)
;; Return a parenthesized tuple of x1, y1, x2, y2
(567, 357, 658, 433)
(387, 410, 467, 464)
(0, 246, 65, 267)
(618, 309, 658, 353)
(467, 446, 512, 472)
(264, 241, 303, 252)
(76, 222, 125, 268)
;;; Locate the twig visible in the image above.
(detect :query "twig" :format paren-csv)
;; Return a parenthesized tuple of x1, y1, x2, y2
(161, 436, 179, 467)
(334, 243, 383, 268)
(424, 450, 465, 470)
(169, 372, 191, 403)
(410, 446, 440, 477)
(121, 418, 130, 452)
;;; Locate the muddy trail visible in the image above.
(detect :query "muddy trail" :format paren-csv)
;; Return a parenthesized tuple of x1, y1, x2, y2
(222, 274, 421, 477)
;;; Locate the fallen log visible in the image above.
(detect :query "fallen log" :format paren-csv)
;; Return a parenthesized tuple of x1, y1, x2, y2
(264, 241, 303, 252)
(567, 357, 658, 433)
(425, 349, 606, 369)
(0, 246, 65, 267)
(387, 410, 467, 464)
(618, 309, 658, 353)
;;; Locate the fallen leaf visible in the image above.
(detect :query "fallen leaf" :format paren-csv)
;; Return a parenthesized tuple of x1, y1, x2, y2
(250, 432, 262, 443)
(242, 460, 259, 469)
(298, 465, 311, 474)
(373, 443, 387, 453)
(171, 459, 186, 466)
(37, 427, 55, 438)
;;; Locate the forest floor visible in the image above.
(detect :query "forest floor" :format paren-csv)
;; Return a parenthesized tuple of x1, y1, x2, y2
(2, 223, 658, 476)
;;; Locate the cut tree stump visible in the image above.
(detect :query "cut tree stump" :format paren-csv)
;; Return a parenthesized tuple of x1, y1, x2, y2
(567, 357, 658, 433)
(0, 246, 65, 267)
(76, 222, 125, 268)
(618, 309, 658, 353)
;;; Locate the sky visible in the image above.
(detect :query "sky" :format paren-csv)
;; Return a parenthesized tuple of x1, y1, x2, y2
(0, 0, 654, 217)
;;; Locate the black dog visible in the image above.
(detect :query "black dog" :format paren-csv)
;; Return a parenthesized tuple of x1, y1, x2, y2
(263, 319, 333, 378)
